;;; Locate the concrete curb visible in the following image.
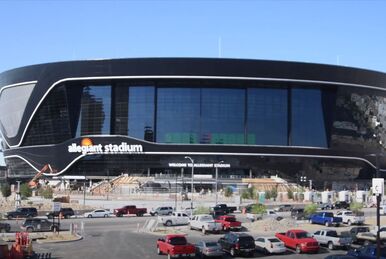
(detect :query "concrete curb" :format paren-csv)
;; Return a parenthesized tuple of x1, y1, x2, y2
(36, 233, 83, 244)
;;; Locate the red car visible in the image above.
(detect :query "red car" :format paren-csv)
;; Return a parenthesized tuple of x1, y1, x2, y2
(157, 234, 196, 258)
(215, 215, 242, 231)
(275, 229, 319, 253)
(113, 205, 147, 217)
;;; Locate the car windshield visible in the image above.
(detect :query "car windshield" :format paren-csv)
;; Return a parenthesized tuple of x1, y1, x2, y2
(268, 238, 281, 243)
(169, 237, 187, 245)
(238, 236, 254, 244)
(296, 232, 311, 239)
(200, 216, 213, 221)
(205, 242, 218, 247)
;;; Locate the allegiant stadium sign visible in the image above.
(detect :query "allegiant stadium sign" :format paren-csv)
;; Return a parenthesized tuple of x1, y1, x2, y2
(68, 138, 143, 155)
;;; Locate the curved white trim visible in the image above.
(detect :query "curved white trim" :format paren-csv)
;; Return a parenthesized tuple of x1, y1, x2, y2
(0, 81, 38, 148)
(4, 151, 382, 176)
(5, 75, 386, 148)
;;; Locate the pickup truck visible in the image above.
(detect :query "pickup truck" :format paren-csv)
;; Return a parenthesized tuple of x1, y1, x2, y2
(348, 226, 370, 244)
(247, 209, 283, 222)
(275, 229, 319, 254)
(114, 205, 147, 217)
(214, 215, 242, 231)
(211, 204, 237, 215)
(309, 212, 342, 227)
(190, 214, 222, 234)
(313, 229, 352, 250)
(156, 234, 196, 258)
(335, 210, 365, 226)
(159, 212, 190, 226)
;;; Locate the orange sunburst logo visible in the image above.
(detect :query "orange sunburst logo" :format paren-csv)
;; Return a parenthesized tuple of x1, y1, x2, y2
(81, 138, 93, 146)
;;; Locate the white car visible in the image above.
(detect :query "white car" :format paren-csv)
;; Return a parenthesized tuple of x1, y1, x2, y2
(84, 209, 111, 218)
(335, 210, 365, 225)
(247, 209, 283, 222)
(254, 236, 286, 254)
(159, 211, 190, 226)
(189, 214, 222, 234)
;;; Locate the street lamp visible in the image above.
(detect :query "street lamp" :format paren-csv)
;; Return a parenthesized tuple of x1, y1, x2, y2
(184, 156, 194, 209)
(215, 161, 224, 205)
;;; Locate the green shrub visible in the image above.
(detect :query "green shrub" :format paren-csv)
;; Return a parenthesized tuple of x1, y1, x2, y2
(271, 187, 278, 200)
(40, 187, 53, 199)
(193, 206, 210, 215)
(20, 183, 32, 198)
(265, 190, 271, 200)
(241, 187, 255, 200)
(224, 187, 233, 197)
(0, 183, 11, 199)
(304, 203, 318, 216)
(350, 201, 364, 213)
(287, 188, 294, 200)
(250, 203, 266, 215)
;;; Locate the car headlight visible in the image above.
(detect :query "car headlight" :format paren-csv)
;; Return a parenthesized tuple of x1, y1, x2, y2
(300, 243, 307, 247)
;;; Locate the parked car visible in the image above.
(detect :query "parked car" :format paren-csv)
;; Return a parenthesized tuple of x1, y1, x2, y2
(313, 229, 352, 250)
(84, 209, 111, 218)
(214, 215, 242, 231)
(150, 206, 173, 216)
(218, 232, 255, 257)
(190, 214, 222, 234)
(317, 202, 333, 210)
(0, 222, 11, 233)
(156, 234, 196, 258)
(21, 218, 59, 232)
(370, 225, 386, 239)
(274, 204, 293, 212)
(347, 245, 386, 259)
(348, 226, 370, 244)
(275, 229, 319, 254)
(291, 208, 308, 220)
(114, 205, 147, 217)
(159, 211, 190, 226)
(254, 236, 286, 254)
(4, 207, 38, 219)
(325, 255, 357, 259)
(335, 210, 365, 226)
(211, 204, 237, 215)
(334, 201, 350, 210)
(247, 209, 283, 222)
(309, 212, 342, 227)
(195, 241, 224, 258)
(46, 208, 75, 219)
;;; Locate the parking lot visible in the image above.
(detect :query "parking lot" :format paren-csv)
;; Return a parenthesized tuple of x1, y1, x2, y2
(2, 210, 373, 259)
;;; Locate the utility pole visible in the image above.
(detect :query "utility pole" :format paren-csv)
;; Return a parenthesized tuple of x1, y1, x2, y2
(185, 156, 194, 209)
(215, 161, 224, 205)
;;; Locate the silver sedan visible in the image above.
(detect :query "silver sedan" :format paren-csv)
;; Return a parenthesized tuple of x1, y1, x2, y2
(195, 241, 224, 258)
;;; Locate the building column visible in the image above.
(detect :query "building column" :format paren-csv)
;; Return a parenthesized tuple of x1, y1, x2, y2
(181, 168, 184, 178)
(249, 169, 253, 178)
(147, 168, 150, 177)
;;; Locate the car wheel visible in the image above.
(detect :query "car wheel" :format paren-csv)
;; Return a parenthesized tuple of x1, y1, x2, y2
(328, 241, 334, 250)
(296, 245, 301, 254)
(325, 221, 330, 227)
(263, 248, 269, 255)
(347, 220, 352, 226)
(52, 226, 58, 232)
(202, 227, 206, 235)
(277, 217, 283, 221)
(294, 216, 298, 220)
(230, 248, 236, 257)
(104, 214, 108, 218)
(7, 215, 12, 220)
(87, 215, 92, 218)
(26, 227, 33, 233)
(165, 221, 172, 227)
(65, 215, 70, 219)
(157, 246, 162, 255)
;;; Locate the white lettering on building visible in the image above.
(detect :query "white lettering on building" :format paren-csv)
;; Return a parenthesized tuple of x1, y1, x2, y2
(68, 142, 143, 155)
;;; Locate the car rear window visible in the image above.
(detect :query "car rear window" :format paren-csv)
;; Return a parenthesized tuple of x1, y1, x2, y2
(268, 238, 281, 243)
(225, 217, 236, 222)
(238, 236, 254, 244)
(324, 212, 334, 217)
(170, 237, 187, 245)
(205, 242, 218, 247)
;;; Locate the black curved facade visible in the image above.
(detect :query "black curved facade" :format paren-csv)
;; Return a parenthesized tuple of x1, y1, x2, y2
(1, 58, 386, 187)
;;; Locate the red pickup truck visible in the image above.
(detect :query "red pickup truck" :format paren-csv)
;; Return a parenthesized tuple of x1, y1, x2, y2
(215, 215, 242, 231)
(114, 205, 147, 217)
(156, 234, 196, 258)
(275, 229, 319, 254)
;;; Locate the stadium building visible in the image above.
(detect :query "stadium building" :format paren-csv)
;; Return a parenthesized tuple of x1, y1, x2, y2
(0, 58, 386, 189)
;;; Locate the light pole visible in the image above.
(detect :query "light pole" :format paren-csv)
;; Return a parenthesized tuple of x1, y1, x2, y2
(215, 161, 224, 205)
(184, 156, 194, 209)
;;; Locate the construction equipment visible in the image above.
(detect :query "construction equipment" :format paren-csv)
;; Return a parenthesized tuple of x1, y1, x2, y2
(28, 164, 56, 189)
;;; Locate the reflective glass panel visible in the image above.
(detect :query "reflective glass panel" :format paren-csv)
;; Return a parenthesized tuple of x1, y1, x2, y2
(247, 88, 288, 145)
(201, 88, 245, 144)
(157, 88, 200, 143)
(128, 87, 155, 141)
(0, 83, 35, 138)
(76, 85, 111, 136)
(291, 88, 327, 147)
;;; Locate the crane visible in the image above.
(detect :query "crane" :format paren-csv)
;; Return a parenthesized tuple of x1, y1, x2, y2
(28, 164, 56, 189)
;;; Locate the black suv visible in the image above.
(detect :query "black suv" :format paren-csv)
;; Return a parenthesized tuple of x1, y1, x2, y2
(46, 208, 75, 219)
(5, 207, 38, 219)
(0, 222, 11, 233)
(333, 201, 350, 210)
(291, 208, 307, 220)
(22, 218, 60, 232)
(218, 232, 255, 257)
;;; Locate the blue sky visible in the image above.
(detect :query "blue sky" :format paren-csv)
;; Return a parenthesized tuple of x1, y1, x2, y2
(0, 1, 386, 73)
